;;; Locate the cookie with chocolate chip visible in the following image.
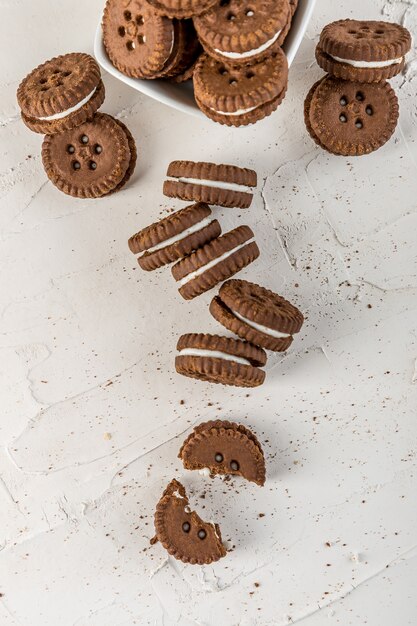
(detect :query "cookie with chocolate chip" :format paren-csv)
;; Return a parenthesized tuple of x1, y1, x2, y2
(304, 75, 399, 156)
(153, 479, 226, 564)
(179, 420, 266, 485)
(210, 279, 304, 351)
(316, 20, 411, 83)
(42, 113, 137, 197)
(193, 50, 288, 126)
(16, 53, 105, 135)
(176, 333, 267, 387)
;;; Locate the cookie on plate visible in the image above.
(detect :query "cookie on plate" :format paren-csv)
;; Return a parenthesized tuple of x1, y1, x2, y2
(210, 279, 304, 351)
(128, 202, 221, 270)
(179, 420, 266, 485)
(176, 333, 267, 387)
(103, 0, 199, 79)
(153, 479, 226, 564)
(163, 160, 257, 208)
(42, 113, 137, 198)
(193, 50, 288, 126)
(16, 53, 105, 135)
(145, 0, 217, 19)
(194, 0, 290, 66)
(171, 225, 259, 300)
(304, 75, 399, 156)
(316, 20, 411, 83)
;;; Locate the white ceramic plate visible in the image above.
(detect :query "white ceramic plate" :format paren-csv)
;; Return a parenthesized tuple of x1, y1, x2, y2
(94, 0, 316, 119)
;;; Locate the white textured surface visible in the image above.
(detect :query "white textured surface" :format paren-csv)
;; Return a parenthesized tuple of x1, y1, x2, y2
(1, 1, 416, 625)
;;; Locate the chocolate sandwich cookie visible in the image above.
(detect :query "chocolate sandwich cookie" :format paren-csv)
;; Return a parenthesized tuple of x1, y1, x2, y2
(194, 0, 290, 66)
(171, 225, 259, 300)
(193, 50, 288, 127)
(103, 0, 193, 79)
(145, 0, 217, 19)
(316, 20, 411, 83)
(210, 279, 304, 351)
(179, 420, 266, 485)
(153, 479, 226, 564)
(42, 113, 137, 198)
(128, 202, 221, 271)
(304, 75, 399, 157)
(289, 0, 298, 16)
(176, 333, 267, 387)
(163, 160, 257, 208)
(16, 53, 104, 135)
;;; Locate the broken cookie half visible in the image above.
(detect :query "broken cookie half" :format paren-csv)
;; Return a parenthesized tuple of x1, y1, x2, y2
(179, 420, 266, 486)
(153, 479, 226, 565)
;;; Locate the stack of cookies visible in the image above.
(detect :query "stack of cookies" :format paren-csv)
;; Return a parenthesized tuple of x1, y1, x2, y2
(102, 0, 297, 126)
(129, 159, 304, 388)
(304, 19, 412, 156)
(16, 53, 137, 198)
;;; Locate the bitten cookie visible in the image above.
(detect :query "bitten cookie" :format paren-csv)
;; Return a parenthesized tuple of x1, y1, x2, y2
(16, 53, 105, 135)
(193, 50, 288, 126)
(210, 279, 304, 351)
(304, 75, 399, 156)
(145, 0, 217, 19)
(179, 420, 266, 485)
(194, 0, 290, 66)
(128, 202, 221, 270)
(171, 225, 259, 300)
(163, 160, 257, 208)
(42, 113, 137, 198)
(316, 20, 412, 83)
(153, 479, 226, 564)
(176, 333, 267, 387)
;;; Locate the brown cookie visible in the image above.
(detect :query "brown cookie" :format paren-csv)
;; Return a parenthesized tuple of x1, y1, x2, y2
(16, 53, 104, 135)
(179, 420, 266, 485)
(176, 333, 267, 387)
(145, 0, 217, 19)
(316, 20, 411, 83)
(305, 75, 399, 157)
(210, 279, 304, 351)
(289, 0, 298, 16)
(153, 19, 202, 79)
(163, 160, 257, 208)
(42, 113, 136, 198)
(103, 0, 176, 78)
(194, 0, 290, 66)
(128, 202, 221, 270)
(171, 225, 259, 300)
(193, 50, 288, 126)
(153, 479, 226, 564)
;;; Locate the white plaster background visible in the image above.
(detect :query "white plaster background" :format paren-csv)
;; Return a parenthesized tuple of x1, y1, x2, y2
(1, 0, 416, 624)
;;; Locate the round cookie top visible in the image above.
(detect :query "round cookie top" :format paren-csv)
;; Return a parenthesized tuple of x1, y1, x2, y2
(193, 50, 288, 113)
(145, 0, 218, 19)
(307, 75, 399, 157)
(319, 20, 411, 62)
(42, 113, 132, 198)
(219, 279, 304, 335)
(17, 53, 101, 119)
(102, 0, 175, 78)
(194, 0, 290, 56)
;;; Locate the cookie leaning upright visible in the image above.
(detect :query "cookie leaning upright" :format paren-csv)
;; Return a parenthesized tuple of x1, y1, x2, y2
(16, 53, 105, 135)
(193, 0, 291, 66)
(316, 20, 412, 83)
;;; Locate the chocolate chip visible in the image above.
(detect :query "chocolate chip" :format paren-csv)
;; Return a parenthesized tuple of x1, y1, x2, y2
(182, 522, 190, 533)
(215, 453, 224, 463)
(230, 460, 240, 471)
(198, 529, 207, 540)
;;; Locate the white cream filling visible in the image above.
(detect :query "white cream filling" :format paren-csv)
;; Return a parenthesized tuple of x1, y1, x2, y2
(167, 176, 254, 194)
(230, 309, 291, 339)
(330, 54, 403, 69)
(198, 468, 211, 477)
(37, 87, 97, 121)
(145, 216, 215, 254)
(214, 28, 282, 59)
(178, 347, 251, 367)
(179, 239, 254, 287)
(208, 104, 259, 117)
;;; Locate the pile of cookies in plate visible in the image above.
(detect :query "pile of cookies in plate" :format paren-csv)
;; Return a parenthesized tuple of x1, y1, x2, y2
(129, 159, 304, 388)
(305, 19, 412, 156)
(16, 53, 137, 198)
(102, 0, 297, 126)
